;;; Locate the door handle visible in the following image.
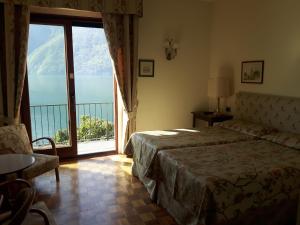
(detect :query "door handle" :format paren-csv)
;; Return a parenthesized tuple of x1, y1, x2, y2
(71, 94, 76, 112)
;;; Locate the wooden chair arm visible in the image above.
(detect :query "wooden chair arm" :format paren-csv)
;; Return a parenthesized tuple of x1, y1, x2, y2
(0, 194, 3, 208)
(0, 179, 32, 189)
(0, 179, 33, 219)
(0, 179, 32, 203)
(0, 210, 11, 223)
(29, 208, 50, 225)
(32, 137, 57, 156)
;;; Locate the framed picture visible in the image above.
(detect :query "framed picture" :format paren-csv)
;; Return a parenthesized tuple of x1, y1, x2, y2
(139, 59, 154, 77)
(241, 60, 264, 84)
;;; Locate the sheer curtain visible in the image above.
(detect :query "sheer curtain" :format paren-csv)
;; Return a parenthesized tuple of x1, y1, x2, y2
(0, 2, 30, 125)
(102, 13, 139, 153)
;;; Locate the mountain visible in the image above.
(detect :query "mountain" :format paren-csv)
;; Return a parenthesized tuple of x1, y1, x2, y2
(27, 25, 113, 77)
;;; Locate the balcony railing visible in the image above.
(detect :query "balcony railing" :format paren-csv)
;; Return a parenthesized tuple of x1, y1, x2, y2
(30, 102, 114, 147)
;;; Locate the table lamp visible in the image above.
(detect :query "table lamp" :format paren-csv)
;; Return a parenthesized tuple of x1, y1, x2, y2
(208, 76, 230, 114)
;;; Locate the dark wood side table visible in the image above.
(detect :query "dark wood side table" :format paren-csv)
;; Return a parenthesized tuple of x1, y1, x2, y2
(191, 111, 233, 127)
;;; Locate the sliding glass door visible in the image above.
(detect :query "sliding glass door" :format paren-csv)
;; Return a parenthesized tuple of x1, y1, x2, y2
(27, 23, 73, 155)
(72, 25, 115, 155)
(24, 15, 117, 158)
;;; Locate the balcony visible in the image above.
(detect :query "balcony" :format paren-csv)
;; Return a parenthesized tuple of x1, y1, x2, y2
(30, 102, 115, 155)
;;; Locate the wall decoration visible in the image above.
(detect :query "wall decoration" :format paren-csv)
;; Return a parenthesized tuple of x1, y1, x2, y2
(139, 59, 154, 77)
(241, 60, 264, 84)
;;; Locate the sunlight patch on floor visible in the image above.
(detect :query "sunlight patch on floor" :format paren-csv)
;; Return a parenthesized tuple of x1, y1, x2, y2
(60, 154, 133, 175)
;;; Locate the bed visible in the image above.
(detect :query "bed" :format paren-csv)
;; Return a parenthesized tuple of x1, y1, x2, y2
(156, 140, 300, 225)
(125, 126, 262, 198)
(155, 92, 300, 225)
(125, 91, 297, 199)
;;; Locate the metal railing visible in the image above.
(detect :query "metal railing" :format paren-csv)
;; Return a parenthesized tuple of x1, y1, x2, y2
(30, 102, 114, 147)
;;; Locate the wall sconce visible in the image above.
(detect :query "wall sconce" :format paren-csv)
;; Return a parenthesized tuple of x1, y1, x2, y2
(164, 38, 178, 60)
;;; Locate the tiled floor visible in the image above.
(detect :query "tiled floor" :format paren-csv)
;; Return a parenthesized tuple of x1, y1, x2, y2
(33, 155, 177, 225)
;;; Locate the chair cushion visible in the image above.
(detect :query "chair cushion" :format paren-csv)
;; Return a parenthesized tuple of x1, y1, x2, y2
(22, 201, 57, 225)
(21, 153, 59, 179)
(0, 124, 33, 154)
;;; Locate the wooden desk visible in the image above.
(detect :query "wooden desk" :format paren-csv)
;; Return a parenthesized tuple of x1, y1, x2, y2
(191, 111, 233, 127)
(0, 154, 35, 178)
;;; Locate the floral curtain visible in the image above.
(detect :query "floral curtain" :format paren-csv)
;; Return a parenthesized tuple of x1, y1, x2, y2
(0, 0, 143, 16)
(0, 0, 141, 152)
(102, 13, 138, 153)
(0, 2, 30, 125)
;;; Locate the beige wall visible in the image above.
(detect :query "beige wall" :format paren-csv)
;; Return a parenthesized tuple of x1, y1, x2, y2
(137, 0, 300, 130)
(210, 0, 300, 110)
(136, 0, 212, 131)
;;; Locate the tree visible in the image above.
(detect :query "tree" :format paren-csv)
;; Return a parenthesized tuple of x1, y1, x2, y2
(54, 116, 114, 143)
(77, 116, 114, 141)
(54, 129, 69, 144)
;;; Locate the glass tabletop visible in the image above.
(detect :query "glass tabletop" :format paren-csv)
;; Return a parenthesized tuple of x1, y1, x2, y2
(0, 154, 35, 176)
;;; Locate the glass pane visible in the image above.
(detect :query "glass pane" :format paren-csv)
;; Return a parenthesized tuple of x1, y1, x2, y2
(72, 26, 115, 154)
(27, 24, 70, 148)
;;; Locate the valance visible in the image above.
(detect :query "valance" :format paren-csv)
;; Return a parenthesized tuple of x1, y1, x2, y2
(0, 0, 143, 16)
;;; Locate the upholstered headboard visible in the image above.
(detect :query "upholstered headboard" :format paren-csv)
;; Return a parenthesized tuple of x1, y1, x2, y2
(235, 92, 300, 134)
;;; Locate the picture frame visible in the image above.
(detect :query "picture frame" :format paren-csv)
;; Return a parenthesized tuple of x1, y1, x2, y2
(139, 59, 154, 77)
(241, 60, 264, 84)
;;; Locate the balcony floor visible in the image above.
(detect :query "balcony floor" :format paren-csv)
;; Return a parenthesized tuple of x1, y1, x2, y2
(78, 139, 115, 155)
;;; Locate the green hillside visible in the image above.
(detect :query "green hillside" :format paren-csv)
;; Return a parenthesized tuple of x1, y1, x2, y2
(27, 25, 113, 77)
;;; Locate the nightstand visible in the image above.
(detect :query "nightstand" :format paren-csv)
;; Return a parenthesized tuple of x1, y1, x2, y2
(191, 111, 233, 127)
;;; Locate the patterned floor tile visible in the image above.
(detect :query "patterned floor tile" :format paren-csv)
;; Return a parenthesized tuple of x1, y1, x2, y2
(33, 155, 177, 225)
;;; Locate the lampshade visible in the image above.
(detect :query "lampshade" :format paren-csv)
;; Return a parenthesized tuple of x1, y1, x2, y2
(207, 76, 230, 98)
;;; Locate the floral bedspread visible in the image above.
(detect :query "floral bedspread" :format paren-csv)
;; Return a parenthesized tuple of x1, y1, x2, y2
(157, 140, 300, 225)
(125, 127, 256, 198)
(126, 127, 255, 178)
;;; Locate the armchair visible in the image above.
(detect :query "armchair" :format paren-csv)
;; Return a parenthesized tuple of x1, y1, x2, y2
(0, 179, 35, 225)
(0, 179, 57, 225)
(0, 124, 59, 182)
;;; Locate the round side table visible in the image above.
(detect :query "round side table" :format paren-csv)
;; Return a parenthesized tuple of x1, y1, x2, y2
(0, 154, 35, 178)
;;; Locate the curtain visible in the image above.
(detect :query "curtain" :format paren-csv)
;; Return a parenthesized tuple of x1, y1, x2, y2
(0, 0, 143, 16)
(102, 13, 138, 153)
(0, 2, 30, 125)
(0, 0, 141, 152)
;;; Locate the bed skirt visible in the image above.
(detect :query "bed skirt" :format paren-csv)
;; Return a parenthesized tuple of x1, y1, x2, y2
(157, 182, 298, 225)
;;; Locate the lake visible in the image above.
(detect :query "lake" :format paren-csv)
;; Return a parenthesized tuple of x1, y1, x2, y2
(28, 75, 114, 140)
